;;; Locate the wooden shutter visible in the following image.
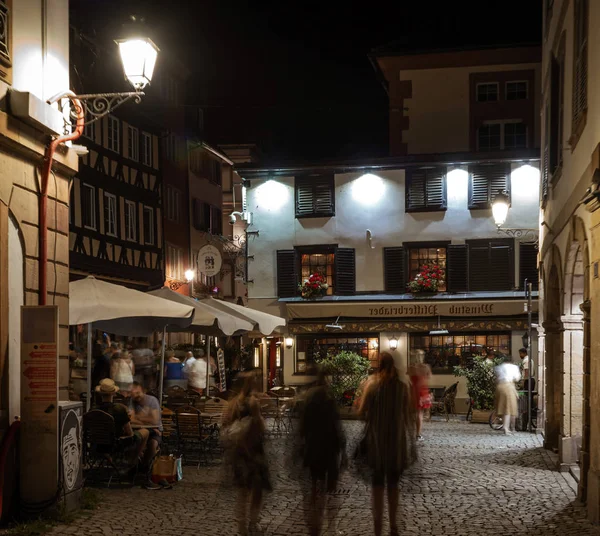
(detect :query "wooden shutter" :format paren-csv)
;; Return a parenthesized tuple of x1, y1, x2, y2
(549, 56, 560, 175)
(276, 250, 297, 298)
(519, 243, 539, 290)
(335, 248, 355, 295)
(468, 163, 510, 209)
(446, 245, 468, 292)
(295, 175, 335, 218)
(406, 168, 446, 212)
(192, 199, 202, 230)
(467, 239, 514, 291)
(384, 247, 405, 293)
(542, 103, 550, 203)
(573, 0, 588, 126)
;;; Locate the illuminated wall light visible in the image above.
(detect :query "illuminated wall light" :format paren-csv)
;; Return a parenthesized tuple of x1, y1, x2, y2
(446, 168, 469, 203)
(511, 164, 540, 199)
(276, 346, 281, 367)
(253, 347, 260, 368)
(255, 179, 289, 212)
(352, 173, 385, 206)
(285, 337, 294, 349)
(389, 335, 399, 350)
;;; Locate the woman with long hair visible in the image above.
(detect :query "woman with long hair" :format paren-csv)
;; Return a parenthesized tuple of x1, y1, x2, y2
(408, 349, 432, 440)
(222, 370, 271, 536)
(359, 352, 416, 536)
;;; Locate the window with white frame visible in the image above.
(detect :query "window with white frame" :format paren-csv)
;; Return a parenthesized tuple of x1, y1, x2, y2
(103, 192, 117, 237)
(166, 244, 184, 280)
(84, 121, 96, 141)
(125, 200, 137, 241)
(82, 183, 96, 229)
(477, 123, 501, 150)
(108, 116, 120, 153)
(477, 121, 527, 150)
(476, 83, 499, 102)
(127, 125, 139, 161)
(504, 122, 528, 149)
(166, 185, 181, 223)
(143, 206, 154, 245)
(506, 81, 528, 100)
(142, 132, 152, 167)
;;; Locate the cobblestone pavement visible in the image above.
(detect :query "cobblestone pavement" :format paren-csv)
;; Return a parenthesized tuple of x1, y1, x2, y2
(50, 421, 600, 536)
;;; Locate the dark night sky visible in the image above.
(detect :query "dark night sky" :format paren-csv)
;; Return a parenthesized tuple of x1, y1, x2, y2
(70, 1, 543, 162)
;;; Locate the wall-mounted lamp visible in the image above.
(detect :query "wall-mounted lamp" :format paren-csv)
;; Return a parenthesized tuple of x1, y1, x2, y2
(285, 337, 294, 349)
(366, 229, 375, 249)
(492, 190, 539, 245)
(389, 335, 399, 350)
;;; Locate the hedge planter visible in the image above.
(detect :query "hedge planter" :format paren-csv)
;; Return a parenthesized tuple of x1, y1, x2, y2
(470, 409, 490, 423)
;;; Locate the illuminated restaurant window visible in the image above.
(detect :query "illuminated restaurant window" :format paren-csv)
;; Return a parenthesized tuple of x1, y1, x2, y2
(410, 332, 511, 374)
(300, 251, 334, 295)
(296, 333, 379, 373)
(408, 246, 447, 291)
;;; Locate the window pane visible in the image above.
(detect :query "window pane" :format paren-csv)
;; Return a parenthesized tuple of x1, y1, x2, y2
(478, 124, 502, 150)
(477, 83, 498, 102)
(504, 122, 527, 149)
(300, 249, 335, 294)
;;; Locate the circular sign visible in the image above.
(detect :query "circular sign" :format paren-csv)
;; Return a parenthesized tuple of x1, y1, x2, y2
(197, 244, 222, 277)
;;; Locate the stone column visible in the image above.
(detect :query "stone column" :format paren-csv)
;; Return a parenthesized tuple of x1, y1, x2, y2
(579, 300, 591, 503)
(560, 314, 584, 466)
(543, 319, 563, 452)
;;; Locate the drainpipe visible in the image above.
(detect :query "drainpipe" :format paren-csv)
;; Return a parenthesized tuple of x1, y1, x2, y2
(39, 92, 84, 305)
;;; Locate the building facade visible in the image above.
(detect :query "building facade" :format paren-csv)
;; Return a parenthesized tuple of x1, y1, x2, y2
(539, 0, 598, 520)
(0, 0, 77, 431)
(238, 45, 542, 402)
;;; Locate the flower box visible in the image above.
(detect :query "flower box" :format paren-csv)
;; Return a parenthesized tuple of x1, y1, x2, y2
(407, 263, 445, 294)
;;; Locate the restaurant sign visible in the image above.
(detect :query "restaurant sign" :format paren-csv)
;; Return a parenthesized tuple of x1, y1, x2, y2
(286, 299, 537, 320)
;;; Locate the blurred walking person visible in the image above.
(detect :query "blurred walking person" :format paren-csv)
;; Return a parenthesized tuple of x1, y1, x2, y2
(111, 349, 134, 397)
(299, 366, 346, 536)
(495, 356, 521, 435)
(359, 353, 416, 536)
(222, 371, 271, 536)
(408, 349, 431, 440)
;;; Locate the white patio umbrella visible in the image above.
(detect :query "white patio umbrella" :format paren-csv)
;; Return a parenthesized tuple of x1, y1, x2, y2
(69, 277, 195, 410)
(199, 297, 286, 336)
(149, 287, 257, 400)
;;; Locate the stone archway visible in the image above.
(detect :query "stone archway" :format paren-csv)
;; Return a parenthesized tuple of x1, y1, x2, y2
(561, 217, 591, 501)
(544, 261, 562, 452)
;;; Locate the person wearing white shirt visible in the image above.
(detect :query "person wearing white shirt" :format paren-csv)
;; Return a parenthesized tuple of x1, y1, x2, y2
(494, 357, 521, 435)
(183, 351, 208, 394)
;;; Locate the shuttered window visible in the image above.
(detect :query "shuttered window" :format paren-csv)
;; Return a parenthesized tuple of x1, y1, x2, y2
(446, 245, 468, 293)
(192, 199, 210, 231)
(335, 248, 356, 295)
(467, 239, 514, 291)
(384, 247, 406, 293)
(405, 167, 447, 212)
(519, 243, 539, 290)
(277, 250, 297, 298)
(572, 0, 588, 130)
(295, 175, 335, 218)
(468, 163, 511, 209)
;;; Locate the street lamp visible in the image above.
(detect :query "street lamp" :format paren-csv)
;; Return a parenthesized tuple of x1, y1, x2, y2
(185, 269, 195, 297)
(491, 190, 539, 245)
(37, 17, 160, 306)
(491, 190, 510, 227)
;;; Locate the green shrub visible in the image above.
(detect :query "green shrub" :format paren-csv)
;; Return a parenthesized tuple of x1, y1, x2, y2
(316, 351, 370, 404)
(454, 355, 504, 410)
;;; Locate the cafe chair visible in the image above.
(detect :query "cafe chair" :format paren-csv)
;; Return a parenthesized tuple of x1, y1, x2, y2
(83, 410, 133, 487)
(175, 405, 209, 467)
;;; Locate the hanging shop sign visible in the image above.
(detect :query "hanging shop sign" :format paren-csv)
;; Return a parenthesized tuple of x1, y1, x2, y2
(197, 244, 222, 277)
(286, 299, 538, 320)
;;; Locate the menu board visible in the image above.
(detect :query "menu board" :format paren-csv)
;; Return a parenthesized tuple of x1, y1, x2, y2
(20, 305, 59, 504)
(217, 348, 226, 392)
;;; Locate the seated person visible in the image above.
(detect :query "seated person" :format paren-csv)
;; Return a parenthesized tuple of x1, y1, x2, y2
(129, 381, 163, 488)
(95, 379, 150, 479)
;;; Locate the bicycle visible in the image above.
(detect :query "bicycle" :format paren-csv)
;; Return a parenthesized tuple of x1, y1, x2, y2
(488, 410, 504, 430)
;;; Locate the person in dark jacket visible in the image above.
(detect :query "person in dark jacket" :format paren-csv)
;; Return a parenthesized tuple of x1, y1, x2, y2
(299, 366, 346, 536)
(91, 341, 111, 402)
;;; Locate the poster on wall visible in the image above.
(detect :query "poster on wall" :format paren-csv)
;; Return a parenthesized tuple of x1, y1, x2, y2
(20, 305, 59, 505)
(197, 245, 223, 277)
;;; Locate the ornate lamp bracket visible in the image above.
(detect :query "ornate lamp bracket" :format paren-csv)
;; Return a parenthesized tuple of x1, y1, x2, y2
(496, 228, 539, 246)
(56, 91, 144, 134)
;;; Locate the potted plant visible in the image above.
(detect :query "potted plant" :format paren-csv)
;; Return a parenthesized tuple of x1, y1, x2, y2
(316, 350, 370, 407)
(299, 273, 329, 299)
(454, 355, 502, 423)
(407, 263, 445, 294)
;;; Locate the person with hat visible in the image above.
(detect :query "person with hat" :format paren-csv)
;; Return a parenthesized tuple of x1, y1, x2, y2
(95, 379, 154, 486)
